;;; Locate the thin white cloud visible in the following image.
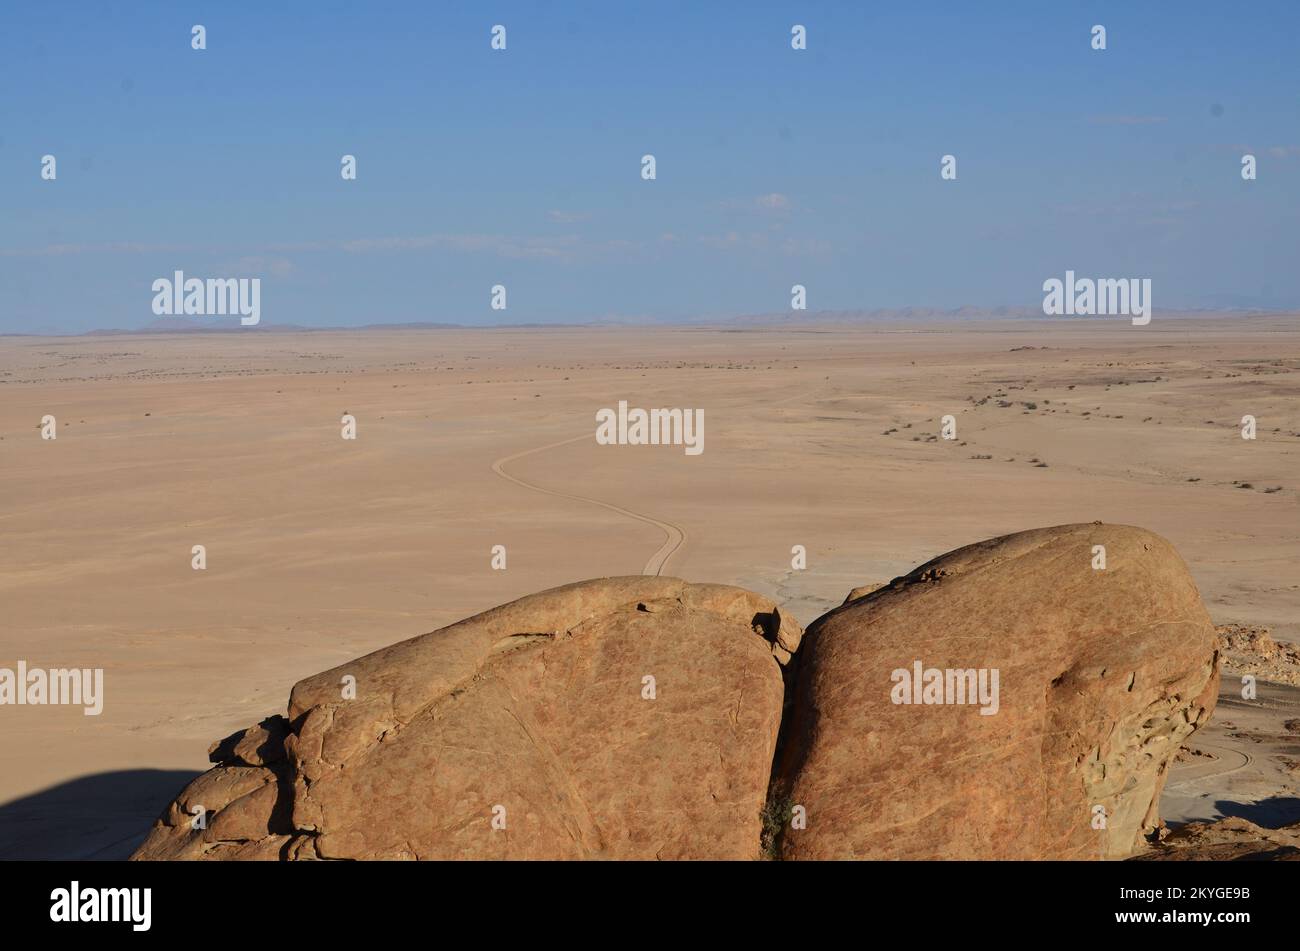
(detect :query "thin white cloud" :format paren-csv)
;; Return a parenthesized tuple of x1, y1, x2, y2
(1, 233, 588, 262)
(229, 255, 295, 277)
(337, 234, 565, 259)
(546, 210, 592, 223)
(695, 230, 829, 255)
(719, 193, 796, 214)
(1088, 115, 1169, 126)
(0, 241, 205, 257)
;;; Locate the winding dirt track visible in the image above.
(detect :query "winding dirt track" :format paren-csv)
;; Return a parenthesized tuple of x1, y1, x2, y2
(491, 434, 687, 576)
(1165, 740, 1255, 790)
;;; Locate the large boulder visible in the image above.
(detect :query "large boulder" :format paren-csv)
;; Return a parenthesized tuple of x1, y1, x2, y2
(132, 577, 801, 860)
(775, 523, 1220, 860)
(133, 523, 1224, 862)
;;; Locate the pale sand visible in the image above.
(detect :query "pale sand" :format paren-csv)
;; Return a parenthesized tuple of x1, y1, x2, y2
(1, 316, 1297, 857)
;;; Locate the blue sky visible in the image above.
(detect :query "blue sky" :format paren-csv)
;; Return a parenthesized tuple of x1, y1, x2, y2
(2, 1, 1298, 333)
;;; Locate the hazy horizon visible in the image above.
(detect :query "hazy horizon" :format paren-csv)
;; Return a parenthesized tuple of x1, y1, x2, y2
(6, 305, 1299, 338)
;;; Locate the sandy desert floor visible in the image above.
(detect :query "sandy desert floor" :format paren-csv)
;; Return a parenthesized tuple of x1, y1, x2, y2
(1, 316, 1297, 858)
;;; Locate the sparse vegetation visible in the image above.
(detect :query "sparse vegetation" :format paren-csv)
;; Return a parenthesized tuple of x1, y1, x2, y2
(760, 790, 795, 860)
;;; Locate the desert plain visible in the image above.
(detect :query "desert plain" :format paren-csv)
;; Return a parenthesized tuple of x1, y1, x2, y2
(1, 315, 1297, 859)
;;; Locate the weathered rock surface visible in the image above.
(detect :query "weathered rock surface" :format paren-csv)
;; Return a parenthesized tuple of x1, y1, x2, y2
(132, 577, 799, 860)
(1132, 817, 1300, 861)
(1218, 623, 1300, 687)
(133, 523, 1227, 861)
(775, 523, 1220, 860)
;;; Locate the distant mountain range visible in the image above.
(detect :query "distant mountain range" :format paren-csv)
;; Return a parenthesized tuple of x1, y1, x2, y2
(11, 306, 1292, 337)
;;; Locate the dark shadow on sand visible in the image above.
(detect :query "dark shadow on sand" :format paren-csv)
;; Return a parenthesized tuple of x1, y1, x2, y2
(0, 769, 201, 860)
(1212, 796, 1300, 829)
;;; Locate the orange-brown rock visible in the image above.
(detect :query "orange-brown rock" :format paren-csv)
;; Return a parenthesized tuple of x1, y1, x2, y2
(132, 577, 799, 860)
(132, 524, 1225, 862)
(1217, 623, 1300, 686)
(1132, 816, 1300, 861)
(775, 523, 1220, 860)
